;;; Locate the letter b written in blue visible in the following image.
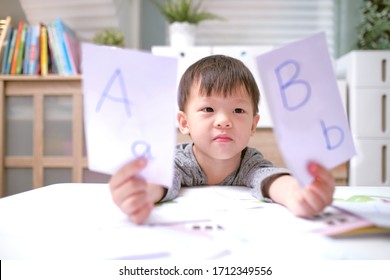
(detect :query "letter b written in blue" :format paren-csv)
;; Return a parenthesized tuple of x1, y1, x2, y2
(321, 120, 345, 150)
(275, 60, 311, 111)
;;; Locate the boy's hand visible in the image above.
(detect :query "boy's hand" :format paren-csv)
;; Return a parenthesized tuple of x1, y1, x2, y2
(109, 158, 165, 224)
(268, 163, 335, 217)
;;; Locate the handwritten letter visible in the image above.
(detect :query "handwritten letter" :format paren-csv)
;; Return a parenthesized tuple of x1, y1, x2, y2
(82, 43, 178, 187)
(256, 33, 356, 186)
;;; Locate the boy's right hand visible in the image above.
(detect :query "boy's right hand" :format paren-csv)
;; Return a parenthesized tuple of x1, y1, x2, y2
(109, 157, 164, 224)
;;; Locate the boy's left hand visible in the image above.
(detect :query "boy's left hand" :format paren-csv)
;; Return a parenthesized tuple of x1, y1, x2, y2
(269, 163, 335, 217)
(287, 163, 335, 217)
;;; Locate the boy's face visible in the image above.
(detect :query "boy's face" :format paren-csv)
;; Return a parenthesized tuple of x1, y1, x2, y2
(178, 83, 260, 161)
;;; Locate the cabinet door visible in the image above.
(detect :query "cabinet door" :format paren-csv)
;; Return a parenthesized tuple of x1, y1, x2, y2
(349, 89, 389, 138)
(5, 96, 34, 156)
(44, 168, 72, 186)
(345, 51, 390, 87)
(44, 96, 73, 156)
(349, 139, 389, 186)
(4, 168, 33, 196)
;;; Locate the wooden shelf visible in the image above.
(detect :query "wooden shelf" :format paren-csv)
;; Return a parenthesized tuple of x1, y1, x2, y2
(0, 76, 103, 197)
(0, 75, 82, 81)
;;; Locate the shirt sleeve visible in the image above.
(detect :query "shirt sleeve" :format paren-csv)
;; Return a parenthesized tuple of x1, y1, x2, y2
(161, 169, 182, 202)
(160, 143, 206, 202)
(237, 148, 291, 200)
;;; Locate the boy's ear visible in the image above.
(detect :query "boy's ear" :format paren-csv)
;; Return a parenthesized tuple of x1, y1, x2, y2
(177, 111, 190, 134)
(251, 114, 260, 134)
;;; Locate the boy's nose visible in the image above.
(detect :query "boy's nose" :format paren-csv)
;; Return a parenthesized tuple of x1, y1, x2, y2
(217, 122, 231, 128)
(215, 114, 232, 128)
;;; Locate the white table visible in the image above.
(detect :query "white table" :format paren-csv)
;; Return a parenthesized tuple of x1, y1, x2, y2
(0, 184, 389, 260)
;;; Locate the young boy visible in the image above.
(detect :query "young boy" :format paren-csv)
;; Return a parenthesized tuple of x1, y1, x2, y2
(109, 55, 335, 224)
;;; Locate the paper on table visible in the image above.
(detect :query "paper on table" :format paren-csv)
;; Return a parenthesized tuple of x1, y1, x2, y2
(82, 43, 178, 187)
(255, 33, 356, 186)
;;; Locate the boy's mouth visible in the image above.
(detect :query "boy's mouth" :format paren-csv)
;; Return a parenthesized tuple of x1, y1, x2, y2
(213, 134, 233, 142)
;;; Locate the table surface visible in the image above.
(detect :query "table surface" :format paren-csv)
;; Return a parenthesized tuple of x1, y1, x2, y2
(0, 184, 389, 260)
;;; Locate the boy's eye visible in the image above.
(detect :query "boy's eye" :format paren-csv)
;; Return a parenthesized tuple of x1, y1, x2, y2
(202, 107, 214, 112)
(233, 108, 245, 113)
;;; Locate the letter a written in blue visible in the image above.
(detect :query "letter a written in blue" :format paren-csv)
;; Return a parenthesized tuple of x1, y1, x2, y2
(96, 68, 132, 117)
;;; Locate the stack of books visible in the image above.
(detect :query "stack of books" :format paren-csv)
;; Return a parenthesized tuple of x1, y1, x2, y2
(0, 18, 80, 76)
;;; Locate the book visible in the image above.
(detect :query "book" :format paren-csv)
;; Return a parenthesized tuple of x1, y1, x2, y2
(0, 16, 11, 72)
(46, 25, 57, 74)
(10, 21, 24, 74)
(47, 22, 64, 74)
(61, 21, 80, 74)
(5, 28, 17, 74)
(15, 24, 27, 74)
(63, 30, 78, 74)
(311, 195, 390, 237)
(22, 25, 32, 74)
(40, 25, 48, 75)
(55, 18, 73, 75)
(28, 24, 40, 75)
(1, 26, 13, 74)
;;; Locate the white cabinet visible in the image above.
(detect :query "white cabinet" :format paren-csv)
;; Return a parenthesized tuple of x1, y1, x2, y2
(349, 89, 389, 138)
(351, 139, 389, 186)
(337, 50, 390, 186)
(151, 46, 212, 85)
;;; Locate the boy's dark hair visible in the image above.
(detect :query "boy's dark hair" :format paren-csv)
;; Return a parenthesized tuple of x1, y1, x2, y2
(178, 55, 260, 115)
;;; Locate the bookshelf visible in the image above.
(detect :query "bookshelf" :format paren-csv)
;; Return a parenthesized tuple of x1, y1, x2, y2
(0, 18, 80, 76)
(0, 75, 110, 197)
(0, 17, 88, 197)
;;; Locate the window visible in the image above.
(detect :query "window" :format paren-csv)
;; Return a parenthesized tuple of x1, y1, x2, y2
(198, 0, 335, 56)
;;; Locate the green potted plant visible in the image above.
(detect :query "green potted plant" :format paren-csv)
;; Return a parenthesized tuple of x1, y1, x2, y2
(92, 28, 125, 47)
(356, 0, 390, 50)
(151, 0, 222, 47)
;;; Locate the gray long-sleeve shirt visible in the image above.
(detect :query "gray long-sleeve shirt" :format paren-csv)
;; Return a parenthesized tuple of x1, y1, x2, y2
(162, 143, 291, 201)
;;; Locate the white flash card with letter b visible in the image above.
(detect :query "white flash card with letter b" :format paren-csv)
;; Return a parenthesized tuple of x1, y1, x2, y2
(256, 33, 356, 186)
(82, 43, 178, 188)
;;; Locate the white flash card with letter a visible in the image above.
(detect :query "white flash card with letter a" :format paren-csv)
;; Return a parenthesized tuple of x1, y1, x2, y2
(82, 43, 178, 188)
(256, 33, 356, 186)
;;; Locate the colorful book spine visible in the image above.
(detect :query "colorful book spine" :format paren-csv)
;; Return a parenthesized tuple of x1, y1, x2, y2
(40, 25, 48, 75)
(5, 28, 17, 74)
(62, 24, 80, 74)
(47, 23, 64, 74)
(23, 25, 32, 74)
(28, 24, 40, 75)
(55, 18, 72, 75)
(15, 24, 27, 74)
(1, 26, 13, 74)
(10, 21, 24, 74)
(46, 24, 57, 74)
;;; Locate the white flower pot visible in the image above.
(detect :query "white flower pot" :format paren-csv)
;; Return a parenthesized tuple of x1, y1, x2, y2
(169, 22, 197, 47)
